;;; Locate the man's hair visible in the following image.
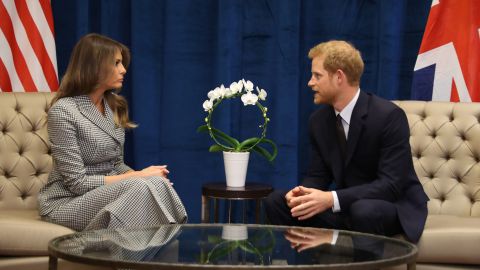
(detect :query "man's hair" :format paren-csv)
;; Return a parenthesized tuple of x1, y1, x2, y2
(308, 40, 364, 86)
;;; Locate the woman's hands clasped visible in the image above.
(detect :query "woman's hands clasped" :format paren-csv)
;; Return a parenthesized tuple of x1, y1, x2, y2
(138, 165, 170, 178)
(105, 165, 172, 185)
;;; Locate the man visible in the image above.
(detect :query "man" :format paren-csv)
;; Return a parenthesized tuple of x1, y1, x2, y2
(265, 40, 428, 243)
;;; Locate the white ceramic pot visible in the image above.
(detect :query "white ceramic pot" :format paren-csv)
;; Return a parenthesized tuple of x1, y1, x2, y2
(223, 151, 250, 187)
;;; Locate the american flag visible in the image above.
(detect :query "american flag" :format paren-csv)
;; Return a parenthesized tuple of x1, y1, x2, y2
(0, 0, 58, 92)
(411, 0, 480, 102)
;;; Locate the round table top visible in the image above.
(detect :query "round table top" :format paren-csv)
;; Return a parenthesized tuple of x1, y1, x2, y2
(49, 224, 417, 270)
(202, 182, 273, 199)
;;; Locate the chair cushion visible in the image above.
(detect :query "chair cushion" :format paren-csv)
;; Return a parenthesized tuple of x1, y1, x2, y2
(417, 215, 480, 265)
(0, 210, 74, 256)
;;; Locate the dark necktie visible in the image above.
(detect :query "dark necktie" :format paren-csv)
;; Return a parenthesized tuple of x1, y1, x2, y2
(336, 114, 347, 161)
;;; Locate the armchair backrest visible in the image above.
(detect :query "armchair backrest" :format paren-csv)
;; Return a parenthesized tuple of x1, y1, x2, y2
(394, 101, 480, 217)
(0, 93, 54, 210)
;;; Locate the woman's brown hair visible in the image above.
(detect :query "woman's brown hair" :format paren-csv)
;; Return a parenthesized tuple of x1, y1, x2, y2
(52, 33, 136, 129)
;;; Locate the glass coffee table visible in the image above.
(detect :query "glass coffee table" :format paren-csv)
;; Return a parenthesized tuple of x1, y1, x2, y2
(48, 224, 417, 270)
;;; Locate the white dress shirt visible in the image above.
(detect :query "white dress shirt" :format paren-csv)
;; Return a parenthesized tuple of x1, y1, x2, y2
(331, 89, 360, 212)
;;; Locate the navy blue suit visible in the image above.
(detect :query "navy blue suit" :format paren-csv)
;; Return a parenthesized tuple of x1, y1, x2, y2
(266, 91, 428, 242)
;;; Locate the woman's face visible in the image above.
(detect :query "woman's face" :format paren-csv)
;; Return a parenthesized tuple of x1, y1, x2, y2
(98, 50, 126, 91)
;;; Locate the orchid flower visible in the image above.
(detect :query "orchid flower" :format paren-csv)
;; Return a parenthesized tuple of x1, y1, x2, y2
(203, 99, 213, 111)
(242, 79, 254, 92)
(256, 86, 267, 101)
(241, 91, 258, 106)
(230, 81, 242, 95)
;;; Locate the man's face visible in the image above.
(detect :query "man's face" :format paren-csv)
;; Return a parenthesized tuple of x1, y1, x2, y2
(307, 56, 337, 105)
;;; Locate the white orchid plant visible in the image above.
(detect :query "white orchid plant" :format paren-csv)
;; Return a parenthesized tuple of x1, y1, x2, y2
(197, 79, 277, 162)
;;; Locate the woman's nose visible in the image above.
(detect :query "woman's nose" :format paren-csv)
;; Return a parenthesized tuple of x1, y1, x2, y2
(119, 64, 126, 74)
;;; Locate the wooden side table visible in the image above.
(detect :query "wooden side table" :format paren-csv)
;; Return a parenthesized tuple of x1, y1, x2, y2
(201, 182, 273, 224)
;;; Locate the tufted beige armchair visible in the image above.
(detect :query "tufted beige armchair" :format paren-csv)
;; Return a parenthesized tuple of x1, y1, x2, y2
(0, 93, 107, 270)
(394, 101, 480, 270)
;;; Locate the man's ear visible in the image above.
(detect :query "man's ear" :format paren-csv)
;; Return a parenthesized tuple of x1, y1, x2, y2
(335, 69, 345, 84)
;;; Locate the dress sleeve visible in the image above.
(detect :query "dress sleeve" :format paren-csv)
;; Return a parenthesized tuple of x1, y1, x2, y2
(48, 103, 105, 194)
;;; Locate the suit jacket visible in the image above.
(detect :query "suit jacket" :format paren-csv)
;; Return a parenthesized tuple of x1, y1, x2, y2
(303, 91, 428, 242)
(38, 95, 133, 216)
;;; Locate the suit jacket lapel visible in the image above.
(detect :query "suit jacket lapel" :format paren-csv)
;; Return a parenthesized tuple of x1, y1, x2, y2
(345, 91, 368, 166)
(75, 95, 121, 143)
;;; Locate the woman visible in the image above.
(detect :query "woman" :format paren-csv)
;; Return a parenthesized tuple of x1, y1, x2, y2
(38, 33, 187, 231)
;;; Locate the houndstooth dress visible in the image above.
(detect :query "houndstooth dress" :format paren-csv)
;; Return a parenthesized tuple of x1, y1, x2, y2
(38, 95, 187, 231)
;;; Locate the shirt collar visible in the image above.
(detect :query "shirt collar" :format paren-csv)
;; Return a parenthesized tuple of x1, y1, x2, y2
(336, 88, 360, 125)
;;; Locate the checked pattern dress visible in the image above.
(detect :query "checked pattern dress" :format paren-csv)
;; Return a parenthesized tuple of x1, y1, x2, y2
(38, 95, 187, 231)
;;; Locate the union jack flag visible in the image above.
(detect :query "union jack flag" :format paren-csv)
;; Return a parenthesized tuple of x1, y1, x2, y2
(411, 0, 480, 102)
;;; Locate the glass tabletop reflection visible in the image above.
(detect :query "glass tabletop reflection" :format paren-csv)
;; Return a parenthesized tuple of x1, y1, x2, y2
(48, 224, 417, 269)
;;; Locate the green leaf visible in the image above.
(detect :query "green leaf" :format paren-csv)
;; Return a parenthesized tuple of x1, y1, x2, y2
(238, 137, 260, 150)
(198, 125, 240, 148)
(207, 235, 223, 244)
(238, 241, 264, 264)
(252, 139, 278, 162)
(238, 241, 257, 253)
(211, 127, 240, 146)
(207, 241, 239, 263)
(196, 125, 209, 133)
(250, 229, 276, 253)
(209, 144, 229, 152)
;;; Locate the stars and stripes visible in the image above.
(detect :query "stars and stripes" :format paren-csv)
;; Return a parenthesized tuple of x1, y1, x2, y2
(0, 0, 58, 92)
(411, 0, 480, 102)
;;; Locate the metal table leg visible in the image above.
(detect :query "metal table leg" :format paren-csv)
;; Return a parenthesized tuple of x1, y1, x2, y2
(242, 200, 247, 224)
(48, 255, 57, 270)
(228, 199, 232, 223)
(201, 195, 209, 223)
(255, 199, 261, 224)
(214, 198, 219, 223)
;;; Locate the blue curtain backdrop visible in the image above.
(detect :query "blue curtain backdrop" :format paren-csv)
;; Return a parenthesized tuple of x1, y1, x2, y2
(51, 0, 431, 223)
